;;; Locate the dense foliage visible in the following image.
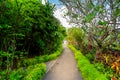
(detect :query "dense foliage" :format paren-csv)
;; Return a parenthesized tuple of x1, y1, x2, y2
(18, 46, 63, 67)
(67, 27, 88, 53)
(60, 0, 120, 52)
(67, 27, 120, 79)
(0, 0, 66, 79)
(0, 46, 62, 80)
(10, 63, 46, 80)
(62, 0, 120, 79)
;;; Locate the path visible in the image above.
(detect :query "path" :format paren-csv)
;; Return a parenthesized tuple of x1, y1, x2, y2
(42, 45, 83, 80)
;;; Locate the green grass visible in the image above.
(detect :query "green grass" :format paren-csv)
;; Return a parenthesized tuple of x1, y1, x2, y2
(68, 45, 108, 80)
(24, 63, 46, 80)
(10, 63, 46, 80)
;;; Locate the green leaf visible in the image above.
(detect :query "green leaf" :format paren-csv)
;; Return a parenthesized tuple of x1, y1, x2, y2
(98, 20, 108, 26)
(66, 11, 71, 15)
(84, 11, 97, 22)
(114, 8, 120, 17)
(72, 14, 78, 19)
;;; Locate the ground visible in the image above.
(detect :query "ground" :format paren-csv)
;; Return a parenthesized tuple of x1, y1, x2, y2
(42, 45, 83, 80)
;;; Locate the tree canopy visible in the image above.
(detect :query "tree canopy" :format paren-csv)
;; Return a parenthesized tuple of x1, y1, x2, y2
(60, 0, 120, 52)
(0, 0, 66, 78)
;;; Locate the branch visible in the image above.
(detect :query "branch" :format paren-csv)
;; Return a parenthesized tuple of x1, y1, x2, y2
(76, 0, 86, 16)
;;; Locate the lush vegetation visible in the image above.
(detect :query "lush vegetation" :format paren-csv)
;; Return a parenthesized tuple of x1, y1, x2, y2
(1, 0, 120, 79)
(67, 27, 88, 53)
(9, 63, 46, 80)
(0, 0, 66, 79)
(18, 46, 63, 67)
(67, 27, 120, 79)
(0, 46, 62, 80)
(69, 45, 108, 80)
(61, 0, 120, 79)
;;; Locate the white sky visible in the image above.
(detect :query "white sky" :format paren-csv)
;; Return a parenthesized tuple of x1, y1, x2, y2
(53, 6, 72, 28)
(42, 0, 46, 5)
(42, 0, 72, 28)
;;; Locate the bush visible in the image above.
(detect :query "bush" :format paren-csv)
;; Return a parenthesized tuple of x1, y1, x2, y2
(19, 46, 62, 67)
(10, 68, 25, 80)
(85, 53, 94, 62)
(9, 46, 62, 80)
(24, 63, 46, 80)
(68, 45, 108, 80)
(94, 63, 120, 80)
(9, 63, 46, 80)
(0, 0, 66, 72)
(0, 0, 65, 79)
(67, 27, 88, 53)
(0, 70, 8, 80)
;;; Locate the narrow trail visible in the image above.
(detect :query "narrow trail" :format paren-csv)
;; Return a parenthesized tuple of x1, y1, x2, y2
(42, 45, 83, 80)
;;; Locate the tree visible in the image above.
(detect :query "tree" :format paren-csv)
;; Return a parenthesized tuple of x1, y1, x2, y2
(0, 0, 66, 78)
(60, 0, 120, 55)
(67, 27, 88, 52)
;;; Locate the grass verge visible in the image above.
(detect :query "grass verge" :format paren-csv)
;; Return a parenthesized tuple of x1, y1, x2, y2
(68, 45, 108, 80)
(10, 63, 46, 80)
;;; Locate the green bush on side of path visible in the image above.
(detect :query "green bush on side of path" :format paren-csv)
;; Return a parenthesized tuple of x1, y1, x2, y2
(18, 46, 63, 67)
(10, 63, 46, 80)
(9, 46, 63, 80)
(24, 63, 46, 80)
(68, 45, 108, 80)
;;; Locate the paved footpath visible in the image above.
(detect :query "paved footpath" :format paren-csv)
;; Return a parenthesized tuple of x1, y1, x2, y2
(42, 45, 84, 80)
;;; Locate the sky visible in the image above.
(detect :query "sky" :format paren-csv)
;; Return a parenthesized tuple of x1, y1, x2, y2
(48, 0, 60, 4)
(53, 6, 72, 28)
(48, 0, 62, 7)
(48, 0, 72, 28)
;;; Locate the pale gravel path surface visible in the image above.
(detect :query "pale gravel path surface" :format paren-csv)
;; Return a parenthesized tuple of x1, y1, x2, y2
(42, 45, 84, 80)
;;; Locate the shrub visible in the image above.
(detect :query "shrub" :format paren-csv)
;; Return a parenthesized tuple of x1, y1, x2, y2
(10, 68, 25, 80)
(9, 63, 46, 80)
(24, 63, 46, 80)
(0, 70, 7, 80)
(94, 62, 120, 80)
(19, 46, 62, 67)
(94, 63, 105, 72)
(9, 46, 62, 80)
(85, 53, 94, 62)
